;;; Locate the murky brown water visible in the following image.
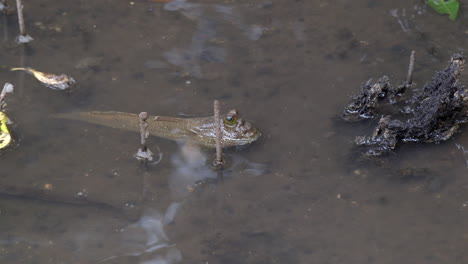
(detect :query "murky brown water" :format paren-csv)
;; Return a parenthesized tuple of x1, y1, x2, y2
(1, 0, 468, 263)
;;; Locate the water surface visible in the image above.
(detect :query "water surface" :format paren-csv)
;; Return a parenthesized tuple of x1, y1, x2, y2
(1, 0, 467, 263)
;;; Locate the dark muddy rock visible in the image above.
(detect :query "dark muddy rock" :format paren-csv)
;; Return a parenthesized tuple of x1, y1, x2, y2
(343, 54, 467, 157)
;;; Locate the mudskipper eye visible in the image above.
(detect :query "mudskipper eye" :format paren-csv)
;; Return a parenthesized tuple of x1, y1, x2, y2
(224, 115, 237, 125)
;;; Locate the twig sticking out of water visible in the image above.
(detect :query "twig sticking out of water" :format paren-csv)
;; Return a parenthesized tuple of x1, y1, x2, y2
(0, 83, 14, 110)
(14, 0, 32, 43)
(406, 50, 415, 86)
(15, 0, 24, 34)
(388, 50, 416, 103)
(1, 0, 10, 41)
(134, 112, 153, 163)
(213, 100, 224, 168)
(139, 112, 149, 151)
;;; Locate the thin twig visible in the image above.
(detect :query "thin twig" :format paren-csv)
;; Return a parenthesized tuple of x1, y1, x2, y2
(14, 0, 32, 43)
(1, 0, 7, 41)
(134, 112, 154, 164)
(139, 112, 148, 152)
(213, 100, 224, 168)
(406, 50, 415, 86)
(15, 0, 25, 35)
(388, 50, 416, 104)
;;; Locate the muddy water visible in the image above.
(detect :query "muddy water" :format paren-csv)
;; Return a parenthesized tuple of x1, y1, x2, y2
(1, 0, 467, 263)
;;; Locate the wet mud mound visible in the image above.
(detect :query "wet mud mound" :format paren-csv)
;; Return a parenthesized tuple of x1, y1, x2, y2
(342, 54, 467, 157)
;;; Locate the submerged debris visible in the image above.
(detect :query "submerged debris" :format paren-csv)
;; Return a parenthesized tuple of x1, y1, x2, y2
(344, 53, 467, 157)
(343, 51, 416, 121)
(342, 76, 393, 121)
(0, 1, 14, 15)
(15, 34, 33, 44)
(11, 67, 75, 90)
(75, 56, 103, 70)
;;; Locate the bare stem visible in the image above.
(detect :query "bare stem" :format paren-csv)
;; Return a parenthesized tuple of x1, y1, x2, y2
(406, 50, 415, 85)
(213, 100, 224, 168)
(15, 0, 25, 36)
(139, 112, 148, 152)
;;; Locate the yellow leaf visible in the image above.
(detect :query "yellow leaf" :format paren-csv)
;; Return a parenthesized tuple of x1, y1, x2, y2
(0, 112, 11, 149)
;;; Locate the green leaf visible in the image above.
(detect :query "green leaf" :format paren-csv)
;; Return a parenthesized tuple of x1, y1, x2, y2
(426, 0, 460, 21)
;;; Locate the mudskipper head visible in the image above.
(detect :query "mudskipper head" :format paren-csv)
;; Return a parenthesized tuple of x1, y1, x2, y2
(222, 109, 260, 146)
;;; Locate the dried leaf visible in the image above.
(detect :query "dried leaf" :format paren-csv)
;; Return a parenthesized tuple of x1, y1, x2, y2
(11, 67, 75, 90)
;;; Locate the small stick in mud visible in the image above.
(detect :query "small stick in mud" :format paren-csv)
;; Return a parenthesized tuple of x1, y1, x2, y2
(388, 50, 416, 103)
(134, 112, 154, 163)
(139, 112, 149, 151)
(213, 100, 224, 168)
(15, 0, 24, 34)
(406, 50, 415, 86)
(14, 0, 32, 43)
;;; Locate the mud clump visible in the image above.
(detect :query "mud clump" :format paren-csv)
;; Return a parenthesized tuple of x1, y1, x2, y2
(343, 54, 467, 157)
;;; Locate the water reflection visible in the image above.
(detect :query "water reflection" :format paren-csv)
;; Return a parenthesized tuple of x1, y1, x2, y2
(389, 4, 426, 33)
(0, 145, 265, 263)
(101, 204, 181, 263)
(100, 144, 265, 263)
(158, 0, 265, 79)
(169, 143, 266, 199)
